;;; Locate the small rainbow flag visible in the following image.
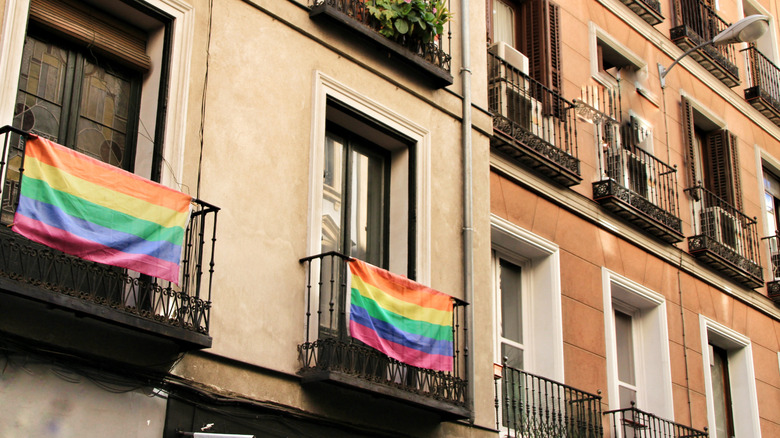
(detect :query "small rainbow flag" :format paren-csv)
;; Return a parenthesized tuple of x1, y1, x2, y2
(348, 259, 454, 372)
(12, 136, 192, 284)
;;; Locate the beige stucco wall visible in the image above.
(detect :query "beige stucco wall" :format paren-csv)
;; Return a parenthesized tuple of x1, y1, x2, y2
(170, 0, 497, 434)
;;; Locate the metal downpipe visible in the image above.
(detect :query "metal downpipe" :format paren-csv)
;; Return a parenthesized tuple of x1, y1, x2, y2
(459, 0, 475, 423)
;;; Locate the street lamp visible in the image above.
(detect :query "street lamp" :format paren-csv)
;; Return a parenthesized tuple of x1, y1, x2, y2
(658, 14, 769, 88)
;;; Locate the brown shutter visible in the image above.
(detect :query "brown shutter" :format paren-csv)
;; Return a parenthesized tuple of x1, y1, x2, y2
(728, 132, 743, 211)
(681, 97, 697, 188)
(518, 0, 561, 94)
(28, 0, 151, 72)
(704, 130, 736, 205)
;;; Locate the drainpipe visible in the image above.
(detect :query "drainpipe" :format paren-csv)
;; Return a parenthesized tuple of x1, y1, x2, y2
(459, 0, 475, 423)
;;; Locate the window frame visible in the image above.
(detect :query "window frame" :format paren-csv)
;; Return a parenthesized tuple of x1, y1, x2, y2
(699, 315, 762, 438)
(492, 248, 530, 370)
(602, 269, 674, 417)
(0, 0, 194, 186)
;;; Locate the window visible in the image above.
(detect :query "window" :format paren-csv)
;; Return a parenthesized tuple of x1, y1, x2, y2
(763, 169, 780, 236)
(742, 0, 779, 63)
(308, 72, 431, 340)
(487, 0, 562, 92)
(491, 215, 563, 378)
(0, 0, 193, 185)
(603, 270, 673, 417)
(493, 252, 527, 370)
(700, 316, 761, 438)
(682, 96, 742, 209)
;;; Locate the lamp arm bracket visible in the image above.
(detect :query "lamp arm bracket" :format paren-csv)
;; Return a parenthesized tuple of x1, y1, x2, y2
(658, 40, 714, 88)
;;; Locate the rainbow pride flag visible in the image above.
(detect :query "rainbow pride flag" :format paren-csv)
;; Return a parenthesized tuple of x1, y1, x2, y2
(12, 136, 192, 284)
(348, 259, 454, 372)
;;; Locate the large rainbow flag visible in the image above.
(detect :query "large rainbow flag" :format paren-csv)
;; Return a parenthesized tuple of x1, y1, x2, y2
(12, 136, 192, 284)
(348, 259, 454, 372)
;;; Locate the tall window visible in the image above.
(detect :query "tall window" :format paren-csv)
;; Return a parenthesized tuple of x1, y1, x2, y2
(494, 253, 526, 369)
(708, 344, 735, 438)
(682, 97, 742, 209)
(614, 308, 638, 409)
(14, 32, 141, 170)
(321, 129, 389, 267)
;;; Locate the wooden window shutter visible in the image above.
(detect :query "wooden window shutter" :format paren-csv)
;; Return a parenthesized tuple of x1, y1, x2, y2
(728, 131, 743, 211)
(28, 0, 151, 72)
(704, 130, 737, 206)
(681, 97, 697, 188)
(518, 0, 562, 94)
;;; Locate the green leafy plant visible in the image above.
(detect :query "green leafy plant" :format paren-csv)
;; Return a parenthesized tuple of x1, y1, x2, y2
(366, 0, 452, 44)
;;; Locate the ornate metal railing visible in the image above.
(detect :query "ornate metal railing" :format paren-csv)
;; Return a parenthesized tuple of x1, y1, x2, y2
(742, 44, 780, 121)
(298, 251, 468, 410)
(672, 0, 739, 83)
(605, 405, 708, 437)
(600, 144, 681, 224)
(0, 125, 219, 335)
(685, 185, 762, 287)
(487, 51, 580, 185)
(309, 0, 452, 74)
(495, 362, 603, 438)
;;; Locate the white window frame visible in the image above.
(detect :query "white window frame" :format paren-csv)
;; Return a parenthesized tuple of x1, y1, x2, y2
(307, 72, 431, 341)
(603, 268, 674, 418)
(589, 22, 647, 90)
(492, 248, 531, 369)
(491, 214, 564, 381)
(699, 316, 762, 438)
(740, 0, 779, 64)
(0, 0, 194, 187)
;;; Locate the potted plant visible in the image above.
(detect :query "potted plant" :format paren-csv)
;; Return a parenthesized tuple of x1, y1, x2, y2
(366, 0, 452, 46)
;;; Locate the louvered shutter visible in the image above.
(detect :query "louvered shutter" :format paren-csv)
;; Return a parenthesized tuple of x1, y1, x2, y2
(28, 0, 151, 72)
(704, 130, 738, 206)
(518, 0, 561, 94)
(728, 132, 743, 211)
(681, 97, 697, 188)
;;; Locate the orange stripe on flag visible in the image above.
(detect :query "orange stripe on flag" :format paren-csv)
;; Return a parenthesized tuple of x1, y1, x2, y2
(349, 259, 452, 311)
(25, 137, 190, 213)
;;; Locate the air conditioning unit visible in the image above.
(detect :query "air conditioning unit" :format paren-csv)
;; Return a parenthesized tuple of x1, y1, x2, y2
(488, 41, 529, 74)
(700, 206, 740, 250)
(606, 147, 652, 198)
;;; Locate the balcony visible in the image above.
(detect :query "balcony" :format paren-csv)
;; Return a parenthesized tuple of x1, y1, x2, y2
(671, 0, 740, 87)
(297, 252, 469, 418)
(762, 234, 780, 305)
(488, 50, 581, 187)
(605, 405, 708, 437)
(686, 186, 762, 289)
(495, 363, 603, 437)
(618, 0, 663, 26)
(309, 0, 453, 88)
(0, 126, 219, 367)
(594, 143, 683, 244)
(743, 45, 780, 126)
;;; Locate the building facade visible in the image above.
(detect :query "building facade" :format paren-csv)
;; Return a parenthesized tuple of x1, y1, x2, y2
(0, 0, 777, 437)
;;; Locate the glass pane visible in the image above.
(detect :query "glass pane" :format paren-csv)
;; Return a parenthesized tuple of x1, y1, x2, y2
(499, 258, 523, 344)
(14, 35, 67, 139)
(501, 342, 523, 370)
(76, 59, 132, 167)
(618, 385, 637, 410)
(493, 0, 515, 46)
(349, 148, 384, 266)
(322, 134, 345, 253)
(709, 344, 734, 438)
(614, 310, 636, 386)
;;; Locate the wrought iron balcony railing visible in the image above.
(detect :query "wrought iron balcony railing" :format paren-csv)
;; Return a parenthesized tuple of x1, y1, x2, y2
(686, 185, 762, 288)
(595, 143, 683, 243)
(309, 0, 453, 87)
(495, 363, 603, 438)
(605, 405, 708, 438)
(761, 234, 780, 304)
(618, 0, 663, 26)
(742, 44, 780, 125)
(488, 50, 581, 187)
(0, 125, 219, 343)
(671, 0, 740, 87)
(297, 251, 469, 418)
